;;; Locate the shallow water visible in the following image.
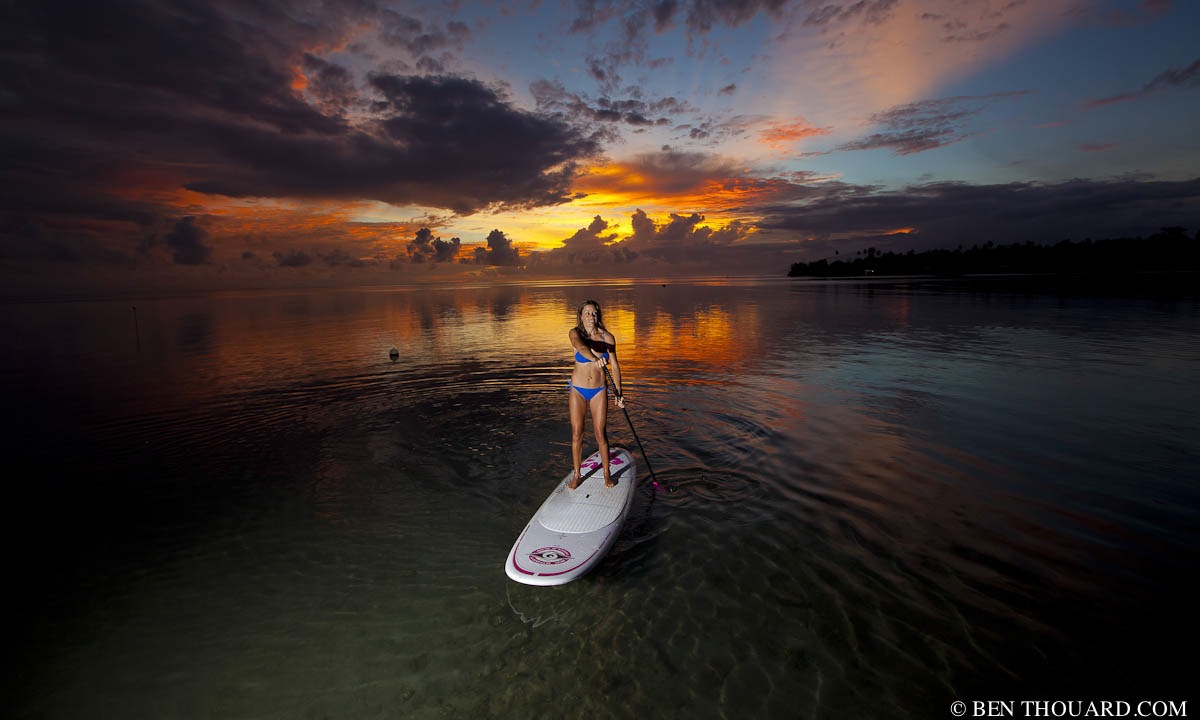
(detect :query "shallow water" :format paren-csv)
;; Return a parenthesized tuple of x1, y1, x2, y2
(4, 278, 1197, 719)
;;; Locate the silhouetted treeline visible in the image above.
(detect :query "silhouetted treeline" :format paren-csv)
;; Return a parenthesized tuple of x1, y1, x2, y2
(788, 227, 1200, 278)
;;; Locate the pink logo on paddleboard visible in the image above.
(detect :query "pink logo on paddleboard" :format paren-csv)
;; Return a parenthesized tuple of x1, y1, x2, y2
(581, 452, 625, 472)
(529, 547, 572, 565)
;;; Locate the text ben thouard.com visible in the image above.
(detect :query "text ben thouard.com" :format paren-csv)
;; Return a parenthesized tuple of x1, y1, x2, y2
(950, 700, 1189, 718)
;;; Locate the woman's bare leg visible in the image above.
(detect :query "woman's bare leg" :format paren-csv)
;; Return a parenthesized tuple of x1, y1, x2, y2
(568, 388, 587, 489)
(590, 390, 614, 487)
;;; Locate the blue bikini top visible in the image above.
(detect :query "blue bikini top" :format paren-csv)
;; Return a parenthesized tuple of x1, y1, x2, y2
(575, 350, 609, 364)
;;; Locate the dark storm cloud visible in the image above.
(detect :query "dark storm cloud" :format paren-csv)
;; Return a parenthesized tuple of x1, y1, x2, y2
(432, 236, 462, 262)
(625, 208, 750, 260)
(837, 93, 1029, 155)
(182, 72, 604, 214)
(317, 248, 366, 267)
(1, 135, 158, 224)
(273, 250, 312, 268)
(756, 176, 1200, 252)
(349, 73, 603, 212)
(164, 216, 213, 266)
(0, 213, 133, 266)
(1087, 56, 1200, 108)
(1, 0, 347, 137)
(301, 54, 360, 117)
(0, 0, 604, 253)
(407, 227, 462, 263)
(564, 215, 621, 253)
(474, 229, 522, 266)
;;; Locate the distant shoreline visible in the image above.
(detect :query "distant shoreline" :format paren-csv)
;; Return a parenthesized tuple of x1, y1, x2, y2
(786, 227, 1198, 296)
(785, 270, 1200, 298)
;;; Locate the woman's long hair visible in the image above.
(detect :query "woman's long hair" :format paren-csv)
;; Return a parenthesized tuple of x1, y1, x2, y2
(574, 300, 608, 341)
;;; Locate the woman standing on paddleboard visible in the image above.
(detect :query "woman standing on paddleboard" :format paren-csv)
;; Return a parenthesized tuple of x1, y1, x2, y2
(568, 300, 625, 490)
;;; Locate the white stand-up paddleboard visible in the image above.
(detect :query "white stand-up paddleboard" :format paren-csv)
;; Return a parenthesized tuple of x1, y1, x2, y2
(505, 447, 637, 586)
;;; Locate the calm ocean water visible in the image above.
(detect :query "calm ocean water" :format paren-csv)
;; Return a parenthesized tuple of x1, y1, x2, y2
(3, 277, 1197, 719)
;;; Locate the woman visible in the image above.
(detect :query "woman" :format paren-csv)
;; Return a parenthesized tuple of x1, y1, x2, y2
(567, 300, 625, 490)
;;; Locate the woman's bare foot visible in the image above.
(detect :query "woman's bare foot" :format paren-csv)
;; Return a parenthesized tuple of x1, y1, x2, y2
(567, 473, 581, 490)
(604, 475, 616, 489)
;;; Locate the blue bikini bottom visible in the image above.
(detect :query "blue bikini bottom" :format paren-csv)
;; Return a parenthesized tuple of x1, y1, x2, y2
(568, 382, 605, 401)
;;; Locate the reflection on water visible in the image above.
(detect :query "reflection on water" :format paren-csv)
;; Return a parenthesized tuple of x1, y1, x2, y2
(3, 278, 1198, 718)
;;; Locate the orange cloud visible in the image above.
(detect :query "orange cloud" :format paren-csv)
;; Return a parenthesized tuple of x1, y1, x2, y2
(290, 65, 309, 92)
(758, 120, 832, 150)
(572, 156, 804, 219)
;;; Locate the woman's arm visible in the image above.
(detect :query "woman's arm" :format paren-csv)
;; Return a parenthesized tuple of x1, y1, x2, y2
(570, 328, 610, 367)
(605, 333, 622, 395)
(571, 328, 590, 357)
(569, 328, 595, 360)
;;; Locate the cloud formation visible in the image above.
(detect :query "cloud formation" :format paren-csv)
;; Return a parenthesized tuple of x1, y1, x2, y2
(407, 228, 462, 263)
(0, 0, 604, 263)
(755, 176, 1200, 254)
(531, 79, 690, 130)
(0, 0, 1196, 293)
(624, 208, 752, 260)
(835, 92, 1030, 156)
(474, 229, 522, 266)
(529, 207, 754, 272)
(164, 217, 213, 266)
(1087, 56, 1200, 108)
(559, 216, 622, 261)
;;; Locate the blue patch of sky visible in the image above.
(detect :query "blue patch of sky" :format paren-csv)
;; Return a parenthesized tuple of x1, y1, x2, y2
(926, 3, 1200, 184)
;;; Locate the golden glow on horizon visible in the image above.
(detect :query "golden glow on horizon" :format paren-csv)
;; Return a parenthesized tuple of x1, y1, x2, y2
(566, 161, 775, 225)
(99, 145, 796, 270)
(462, 157, 779, 254)
(96, 135, 794, 266)
(93, 155, 789, 272)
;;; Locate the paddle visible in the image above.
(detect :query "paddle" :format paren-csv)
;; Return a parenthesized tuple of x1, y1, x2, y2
(603, 364, 673, 493)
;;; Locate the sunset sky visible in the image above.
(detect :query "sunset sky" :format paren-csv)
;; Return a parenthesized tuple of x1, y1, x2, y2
(2, 0, 1198, 293)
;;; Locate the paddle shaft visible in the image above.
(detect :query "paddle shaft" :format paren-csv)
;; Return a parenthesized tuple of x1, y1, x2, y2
(603, 364, 671, 492)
